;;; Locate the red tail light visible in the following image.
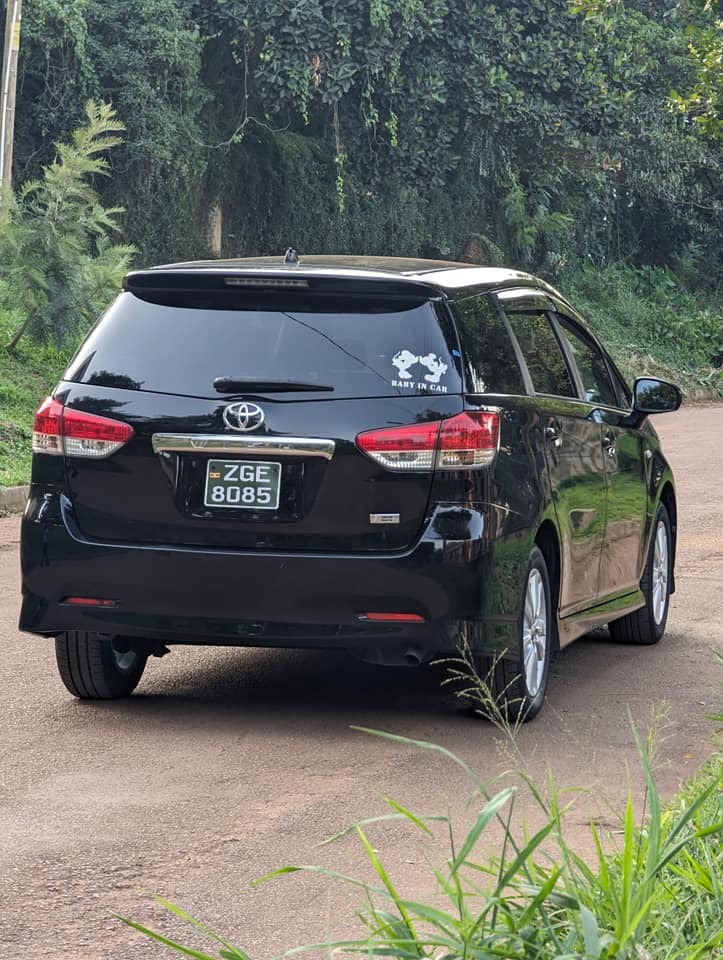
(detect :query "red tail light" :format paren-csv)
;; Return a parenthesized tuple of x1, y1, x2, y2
(361, 612, 426, 622)
(61, 596, 118, 608)
(32, 397, 134, 459)
(356, 411, 499, 471)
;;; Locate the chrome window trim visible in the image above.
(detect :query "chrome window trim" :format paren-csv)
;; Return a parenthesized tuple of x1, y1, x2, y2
(151, 433, 336, 460)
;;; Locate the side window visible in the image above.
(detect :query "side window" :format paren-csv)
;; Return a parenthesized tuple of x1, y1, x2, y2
(452, 295, 526, 395)
(505, 311, 576, 398)
(556, 316, 619, 407)
(608, 360, 632, 408)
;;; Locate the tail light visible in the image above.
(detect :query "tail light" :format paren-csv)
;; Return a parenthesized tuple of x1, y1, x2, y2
(32, 397, 134, 459)
(356, 411, 499, 472)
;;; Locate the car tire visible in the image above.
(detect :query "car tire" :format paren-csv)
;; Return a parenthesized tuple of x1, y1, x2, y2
(55, 631, 147, 699)
(608, 503, 672, 646)
(477, 546, 553, 723)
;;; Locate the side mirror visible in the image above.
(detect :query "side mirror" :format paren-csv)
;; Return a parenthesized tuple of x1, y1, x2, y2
(633, 377, 682, 415)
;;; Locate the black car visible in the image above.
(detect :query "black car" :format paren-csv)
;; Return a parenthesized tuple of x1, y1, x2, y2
(19, 256, 681, 719)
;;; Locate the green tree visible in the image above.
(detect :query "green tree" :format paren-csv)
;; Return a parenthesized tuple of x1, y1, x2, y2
(1, 101, 135, 350)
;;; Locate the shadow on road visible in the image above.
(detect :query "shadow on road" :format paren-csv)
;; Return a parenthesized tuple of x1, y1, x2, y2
(63, 627, 656, 734)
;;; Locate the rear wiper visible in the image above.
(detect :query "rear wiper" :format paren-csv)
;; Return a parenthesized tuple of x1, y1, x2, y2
(213, 377, 334, 393)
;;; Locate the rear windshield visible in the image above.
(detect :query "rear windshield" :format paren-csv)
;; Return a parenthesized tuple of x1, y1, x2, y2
(65, 292, 463, 399)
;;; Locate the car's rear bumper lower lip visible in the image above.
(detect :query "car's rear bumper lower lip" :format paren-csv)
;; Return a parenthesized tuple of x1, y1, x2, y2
(19, 489, 506, 655)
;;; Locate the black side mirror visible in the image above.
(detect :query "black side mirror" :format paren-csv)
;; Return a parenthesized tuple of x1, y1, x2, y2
(633, 377, 682, 415)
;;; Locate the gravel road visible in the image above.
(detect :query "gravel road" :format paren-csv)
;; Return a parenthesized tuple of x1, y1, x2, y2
(1, 405, 721, 960)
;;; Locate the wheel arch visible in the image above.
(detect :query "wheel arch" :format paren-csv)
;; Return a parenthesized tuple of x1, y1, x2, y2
(658, 481, 677, 594)
(534, 519, 562, 652)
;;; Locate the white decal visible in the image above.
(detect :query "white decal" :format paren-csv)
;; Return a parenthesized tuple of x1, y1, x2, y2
(392, 349, 419, 380)
(391, 349, 449, 386)
(391, 379, 448, 393)
(418, 353, 448, 383)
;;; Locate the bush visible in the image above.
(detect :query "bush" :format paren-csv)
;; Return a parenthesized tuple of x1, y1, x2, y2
(561, 263, 723, 389)
(0, 100, 134, 351)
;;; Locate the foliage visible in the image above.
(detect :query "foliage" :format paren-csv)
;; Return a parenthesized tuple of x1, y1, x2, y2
(561, 262, 723, 389)
(117, 722, 723, 959)
(10, 0, 721, 279)
(0, 100, 134, 350)
(191, 0, 719, 272)
(16, 0, 208, 264)
(0, 291, 73, 487)
(671, 0, 723, 139)
(573, 0, 722, 139)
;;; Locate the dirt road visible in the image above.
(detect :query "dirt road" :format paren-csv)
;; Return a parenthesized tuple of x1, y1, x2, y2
(1, 406, 721, 960)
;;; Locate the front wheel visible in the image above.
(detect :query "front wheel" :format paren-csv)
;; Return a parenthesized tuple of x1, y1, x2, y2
(477, 546, 553, 723)
(55, 632, 147, 699)
(608, 503, 672, 645)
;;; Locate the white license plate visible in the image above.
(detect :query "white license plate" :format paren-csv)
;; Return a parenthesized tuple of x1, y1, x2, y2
(204, 459, 281, 510)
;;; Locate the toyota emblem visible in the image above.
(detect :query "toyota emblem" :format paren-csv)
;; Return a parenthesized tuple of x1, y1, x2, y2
(223, 401, 265, 432)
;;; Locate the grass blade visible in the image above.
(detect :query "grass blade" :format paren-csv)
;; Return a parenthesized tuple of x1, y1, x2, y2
(450, 788, 516, 876)
(380, 795, 436, 837)
(355, 825, 422, 955)
(155, 898, 251, 959)
(114, 915, 221, 959)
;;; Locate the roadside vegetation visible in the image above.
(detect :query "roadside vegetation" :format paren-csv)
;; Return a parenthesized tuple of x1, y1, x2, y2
(119, 714, 722, 960)
(0, 324, 68, 487)
(120, 660, 722, 958)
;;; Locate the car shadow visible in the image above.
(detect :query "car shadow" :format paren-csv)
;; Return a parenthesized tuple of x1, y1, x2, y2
(67, 626, 656, 736)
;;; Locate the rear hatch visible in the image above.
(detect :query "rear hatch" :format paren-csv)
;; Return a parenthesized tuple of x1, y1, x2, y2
(56, 271, 464, 552)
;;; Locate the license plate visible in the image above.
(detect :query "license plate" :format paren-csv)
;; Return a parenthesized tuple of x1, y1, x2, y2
(204, 459, 281, 510)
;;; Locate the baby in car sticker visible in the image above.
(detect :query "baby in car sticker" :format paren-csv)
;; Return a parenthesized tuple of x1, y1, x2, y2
(391, 349, 449, 392)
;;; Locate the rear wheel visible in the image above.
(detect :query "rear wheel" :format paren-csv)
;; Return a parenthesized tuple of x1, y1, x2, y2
(477, 546, 552, 723)
(55, 632, 147, 699)
(608, 503, 672, 645)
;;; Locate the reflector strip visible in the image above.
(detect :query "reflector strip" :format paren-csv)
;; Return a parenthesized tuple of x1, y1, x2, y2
(61, 597, 118, 608)
(361, 612, 425, 622)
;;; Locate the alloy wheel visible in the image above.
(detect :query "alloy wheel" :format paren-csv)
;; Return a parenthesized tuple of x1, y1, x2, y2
(652, 520, 669, 625)
(523, 568, 547, 696)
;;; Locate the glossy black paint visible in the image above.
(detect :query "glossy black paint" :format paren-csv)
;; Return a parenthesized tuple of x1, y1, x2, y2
(19, 258, 678, 668)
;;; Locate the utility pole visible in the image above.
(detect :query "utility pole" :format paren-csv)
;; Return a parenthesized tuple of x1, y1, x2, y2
(0, 0, 22, 191)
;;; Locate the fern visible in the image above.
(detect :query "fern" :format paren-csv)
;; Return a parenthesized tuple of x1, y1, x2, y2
(0, 100, 135, 350)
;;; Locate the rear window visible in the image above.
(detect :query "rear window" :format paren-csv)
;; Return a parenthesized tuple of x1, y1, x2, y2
(65, 292, 463, 400)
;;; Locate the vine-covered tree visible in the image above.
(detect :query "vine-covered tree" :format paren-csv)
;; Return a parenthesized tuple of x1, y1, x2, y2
(7, 0, 721, 281)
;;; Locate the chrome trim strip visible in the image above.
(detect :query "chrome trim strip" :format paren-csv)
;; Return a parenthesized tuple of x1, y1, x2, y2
(151, 433, 335, 460)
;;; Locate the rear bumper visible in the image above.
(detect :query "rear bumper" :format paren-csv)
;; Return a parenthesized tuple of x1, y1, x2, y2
(19, 488, 515, 660)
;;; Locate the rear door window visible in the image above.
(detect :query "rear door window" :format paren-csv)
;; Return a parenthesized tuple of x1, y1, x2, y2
(66, 292, 463, 400)
(451, 295, 526, 395)
(505, 311, 576, 398)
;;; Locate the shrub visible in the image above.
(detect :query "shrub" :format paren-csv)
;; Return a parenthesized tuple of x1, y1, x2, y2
(0, 100, 134, 351)
(561, 262, 723, 385)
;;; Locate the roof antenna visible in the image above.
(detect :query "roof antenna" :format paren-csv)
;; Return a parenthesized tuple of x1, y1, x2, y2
(284, 246, 299, 266)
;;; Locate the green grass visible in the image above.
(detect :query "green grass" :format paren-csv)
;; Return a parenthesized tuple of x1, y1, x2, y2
(0, 307, 72, 487)
(561, 263, 722, 398)
(117, 719, 722, 960)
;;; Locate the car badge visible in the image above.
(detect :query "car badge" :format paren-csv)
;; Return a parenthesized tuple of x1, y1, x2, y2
(223, 401, 265, 432)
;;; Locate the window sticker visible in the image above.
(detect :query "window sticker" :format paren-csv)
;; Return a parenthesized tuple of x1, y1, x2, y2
(391, 350, 449, 393)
